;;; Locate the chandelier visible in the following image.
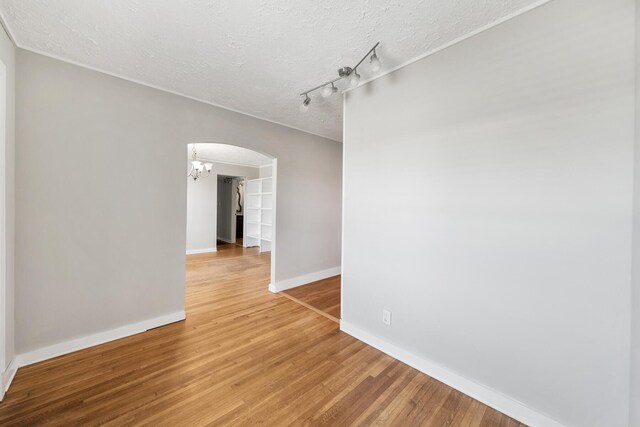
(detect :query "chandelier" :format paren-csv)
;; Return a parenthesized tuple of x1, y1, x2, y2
(188, 144, 213, 181)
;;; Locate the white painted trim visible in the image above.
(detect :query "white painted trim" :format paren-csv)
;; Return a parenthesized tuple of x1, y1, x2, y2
(16, 310, 185, 367)
(269, 266, 341, 293)
(0, 57, 6, 382)
(340, 92, 347, 321)
(196, 157, 268, 169)
(343, 0, 553, 93)
(0, 11, 340, 144)
(186, 247, 217, 255)
(216, 237, 234, 244)
(269, 159, 278, 287)
(340, 320, 566, 427)
(0, 358, 17, 401)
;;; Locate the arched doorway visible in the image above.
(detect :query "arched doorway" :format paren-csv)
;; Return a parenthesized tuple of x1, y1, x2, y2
(184, 142, 277, 289)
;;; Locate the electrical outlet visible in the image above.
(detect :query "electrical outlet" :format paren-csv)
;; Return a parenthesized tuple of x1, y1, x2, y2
(382, 309, 391, 326)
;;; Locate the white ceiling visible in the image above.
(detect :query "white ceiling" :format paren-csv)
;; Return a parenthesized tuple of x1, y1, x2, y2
(190, 143, 272, 167)
(0, 0, 541, 142)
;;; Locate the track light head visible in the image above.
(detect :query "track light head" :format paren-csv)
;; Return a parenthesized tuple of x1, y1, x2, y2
(321, 83, 338, 98)
(300, 95, 311, 113)
(338, 66, 353, 78)
(349, 69, 361, 87)
(370, 51, 381, 72)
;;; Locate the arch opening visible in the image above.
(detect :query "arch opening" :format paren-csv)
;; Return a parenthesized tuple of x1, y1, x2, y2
(184, 142, 277, 293)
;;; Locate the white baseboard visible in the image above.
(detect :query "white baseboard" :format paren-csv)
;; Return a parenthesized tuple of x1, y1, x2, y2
(269, 266, 341, 293)
(186, 247, 217, 255)
(16, 310, 185, 368)
(217, 237, 234, 244)
(339, 320, 565, 427)
(0, 358, 18, 401)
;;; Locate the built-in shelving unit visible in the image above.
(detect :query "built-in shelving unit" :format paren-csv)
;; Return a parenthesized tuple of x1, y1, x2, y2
(244, 177, 273, 252)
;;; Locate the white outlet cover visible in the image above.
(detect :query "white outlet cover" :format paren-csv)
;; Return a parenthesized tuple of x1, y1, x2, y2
(382, 309, 391, 326)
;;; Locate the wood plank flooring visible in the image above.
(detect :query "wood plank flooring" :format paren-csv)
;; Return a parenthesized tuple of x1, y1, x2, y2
(0, 243, 526, 426)
(282, 276, 341, 323)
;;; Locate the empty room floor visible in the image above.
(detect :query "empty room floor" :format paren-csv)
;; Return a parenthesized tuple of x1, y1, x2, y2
(0, 243, 524, 426)
(282, 275, 341, 323)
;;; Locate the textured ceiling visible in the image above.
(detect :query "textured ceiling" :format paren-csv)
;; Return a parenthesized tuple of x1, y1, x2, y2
(189, 143, 272, 167)
(0, 0, 541, 141)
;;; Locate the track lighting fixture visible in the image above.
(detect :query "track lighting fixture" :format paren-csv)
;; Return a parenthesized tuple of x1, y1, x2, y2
(298, 42, 381, 112)
(300, 95, 311, 113)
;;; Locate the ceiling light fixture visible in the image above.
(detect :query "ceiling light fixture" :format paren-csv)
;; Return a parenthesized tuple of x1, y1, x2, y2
(298, 42, 381, 111)
(300, 94, 311, 113)
(188, 144, 213, 181)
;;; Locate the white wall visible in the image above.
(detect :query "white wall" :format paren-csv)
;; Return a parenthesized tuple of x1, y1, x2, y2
(0, 24, 15, 385)
(186, 160, 258, 253)
(15, 49, 342, 355)
(342, 1, 634, 426)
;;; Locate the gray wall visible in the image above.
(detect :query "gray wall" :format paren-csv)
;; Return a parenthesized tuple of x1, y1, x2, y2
(0, 24, 15, 375)
(186, 160, 258, 252)
(16, 49, 342, 354)
(342, 1, 634, 426)
(632, 1, 640, 425)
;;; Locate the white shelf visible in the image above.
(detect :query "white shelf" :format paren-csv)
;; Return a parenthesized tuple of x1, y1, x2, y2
(244, 177, 274, 253)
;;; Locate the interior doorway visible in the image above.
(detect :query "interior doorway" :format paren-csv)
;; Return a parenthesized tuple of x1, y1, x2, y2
(216, 175, 245, 247)
(185, 143, 276, 286)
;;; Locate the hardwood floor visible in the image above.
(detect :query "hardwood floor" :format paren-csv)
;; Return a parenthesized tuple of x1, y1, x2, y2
(282, 276, 341, 323)
(0, 243, 526, 426)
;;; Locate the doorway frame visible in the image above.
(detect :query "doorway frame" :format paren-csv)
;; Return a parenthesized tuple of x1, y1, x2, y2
(184, 143, 277, 290)
(215, 174, 245, 246)
(0, 59, 7, 388)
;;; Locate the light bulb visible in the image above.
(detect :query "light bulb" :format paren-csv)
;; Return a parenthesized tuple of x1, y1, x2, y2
(370, 52, 381, 72)
(300, 96, 311, 113)
(192, 160, 202, 170)
(321, 84, 337, 98)
(204, 163, 213, 172)
(349, 70, 361, 87)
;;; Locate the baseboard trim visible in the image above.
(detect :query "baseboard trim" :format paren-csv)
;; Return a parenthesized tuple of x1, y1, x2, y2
(16, 310, 186, 368)
(0, 358, 18, 401)
(186, 247, 217, 255)
(339, 320, 565, 427)
(269, 267, 341, 293)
